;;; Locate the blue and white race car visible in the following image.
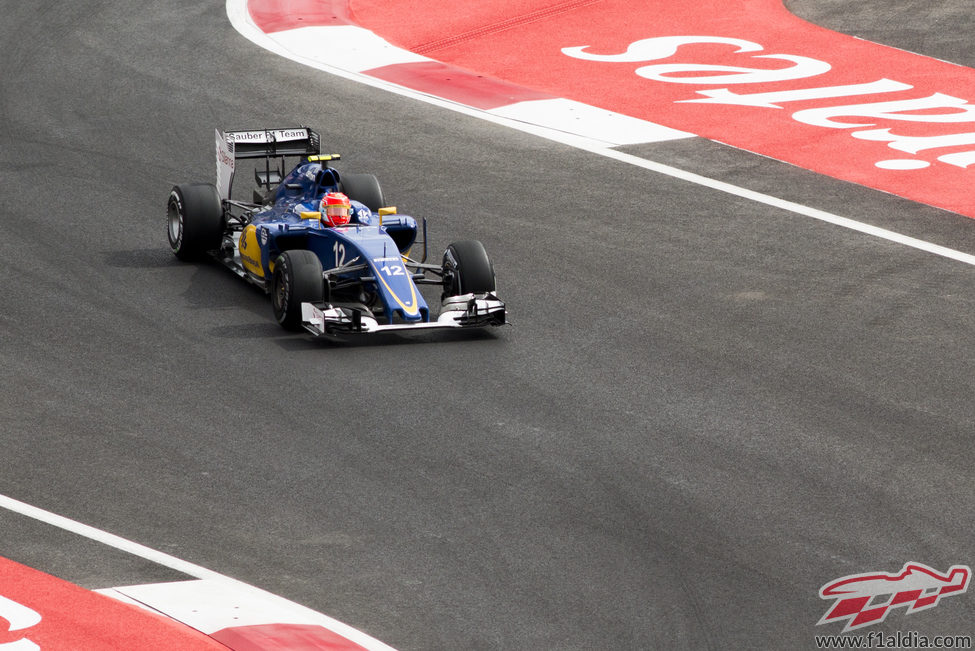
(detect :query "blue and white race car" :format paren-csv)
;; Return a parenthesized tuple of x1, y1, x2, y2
(167, 127, 506, 336)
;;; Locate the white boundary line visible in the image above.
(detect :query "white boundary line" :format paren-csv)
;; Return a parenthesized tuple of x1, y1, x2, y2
(0, 494, 223, 581)
(226, 0, 975, 268)
(0, 493, 396, 650)
(598, 148, 975, 266)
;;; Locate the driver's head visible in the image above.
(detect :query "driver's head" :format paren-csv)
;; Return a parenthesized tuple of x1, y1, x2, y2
(320, 192, 352, 227)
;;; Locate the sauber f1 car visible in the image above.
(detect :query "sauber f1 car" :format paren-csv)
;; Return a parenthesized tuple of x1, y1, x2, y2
(167, 128, 506, 336)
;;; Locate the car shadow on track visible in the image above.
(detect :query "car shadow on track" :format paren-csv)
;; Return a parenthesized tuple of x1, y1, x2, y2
(104, 248, 175, 268)
(271, 326, 504, 350)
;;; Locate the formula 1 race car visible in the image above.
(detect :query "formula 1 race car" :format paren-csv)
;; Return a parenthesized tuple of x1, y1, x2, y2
(167, 127, 506, 336)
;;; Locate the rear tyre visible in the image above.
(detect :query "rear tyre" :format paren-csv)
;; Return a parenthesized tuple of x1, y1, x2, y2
(271, 250, 324, 331)
(442, 240, 496, 298)
(340, 173, 386, 212)
(167, 183, 224, 261)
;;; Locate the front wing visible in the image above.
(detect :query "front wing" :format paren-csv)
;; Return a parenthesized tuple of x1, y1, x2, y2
(301, 293, 506, 336)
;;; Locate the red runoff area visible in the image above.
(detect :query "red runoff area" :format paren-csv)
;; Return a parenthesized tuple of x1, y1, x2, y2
(0, 557, 223, 650)
(328, 0, 975, 217)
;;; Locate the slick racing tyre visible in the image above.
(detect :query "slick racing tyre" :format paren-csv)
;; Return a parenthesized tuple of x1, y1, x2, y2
(272, 250, 324, 331)
(339, 173, 386, 212)
(167, 183, 224, 261)
(442, 240, 496, 298)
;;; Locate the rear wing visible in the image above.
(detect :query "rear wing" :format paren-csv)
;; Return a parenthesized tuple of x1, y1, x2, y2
(225, 128, 320, 159)
(215, 127, 321, 200)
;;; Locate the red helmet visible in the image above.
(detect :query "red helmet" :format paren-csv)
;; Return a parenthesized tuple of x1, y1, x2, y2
(320, 192, 352, 227)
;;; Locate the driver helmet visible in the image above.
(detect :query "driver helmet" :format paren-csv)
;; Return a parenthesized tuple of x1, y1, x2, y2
(320, 192, 352, 227)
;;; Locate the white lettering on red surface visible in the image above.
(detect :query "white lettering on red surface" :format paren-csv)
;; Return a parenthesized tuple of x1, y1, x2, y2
(683, 79, 912, 109)
(792, 93, 975, 128)
(563, 35, 975, 171)
(563, 36, 830, 85)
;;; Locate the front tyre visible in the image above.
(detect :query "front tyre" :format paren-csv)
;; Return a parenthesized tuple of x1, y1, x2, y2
(271, 250, 324, 331)
(442, 240, 496, 298)
(167, 183, 224, 261)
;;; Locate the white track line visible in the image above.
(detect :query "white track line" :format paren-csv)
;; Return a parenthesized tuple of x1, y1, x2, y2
(0, 494, 223, 581)
(0, 493, 396, 650)
(597, 148, 975, 266)
(226, 0, 975, 268)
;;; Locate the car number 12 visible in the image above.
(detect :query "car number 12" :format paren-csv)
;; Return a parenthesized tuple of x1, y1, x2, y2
(381, 264, 405, 277)
(333, 242, 346, 266)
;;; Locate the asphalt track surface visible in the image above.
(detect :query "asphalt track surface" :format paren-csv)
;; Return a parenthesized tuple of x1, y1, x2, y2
(1, 1, 975, 649)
